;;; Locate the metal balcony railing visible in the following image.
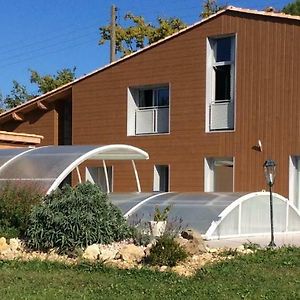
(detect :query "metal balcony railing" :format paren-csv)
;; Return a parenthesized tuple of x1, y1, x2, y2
(135, 106, 169, 134)
(210, 101, 234, 130)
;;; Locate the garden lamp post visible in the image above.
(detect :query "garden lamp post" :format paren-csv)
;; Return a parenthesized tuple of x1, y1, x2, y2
(263, 159, 276, 247)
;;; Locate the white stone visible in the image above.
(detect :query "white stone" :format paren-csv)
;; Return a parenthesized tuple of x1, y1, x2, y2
(160, 266, 168, 272)
(82, 244, 100, 260)
(208, 248, 218, 253)
(9, 238, 20, 251)
(0, 237, 9, 253)
(243, 249, 254, 254)
(99, 248, 118, 261)
(237, 245, 245, 251)
(118, 244, 145, 263)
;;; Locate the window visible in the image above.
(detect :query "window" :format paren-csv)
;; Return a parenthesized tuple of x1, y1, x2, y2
(85, 166, 113, 193)
(206, 36, 236, 131)
(127, 85, 170, 135)
(58, 99, 72, 145)
(153, 165, 169, 192)
(289, 156, 300, 210)
(204, 157, 234, 192)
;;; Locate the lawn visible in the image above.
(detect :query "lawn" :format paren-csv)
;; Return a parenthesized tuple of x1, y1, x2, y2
(0, 247, 300, 299)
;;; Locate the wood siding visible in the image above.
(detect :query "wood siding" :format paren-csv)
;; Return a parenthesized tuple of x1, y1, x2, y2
(1, 109, 58, 146)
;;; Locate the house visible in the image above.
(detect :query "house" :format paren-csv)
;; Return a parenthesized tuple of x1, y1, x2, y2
(0, 7, 299, 207)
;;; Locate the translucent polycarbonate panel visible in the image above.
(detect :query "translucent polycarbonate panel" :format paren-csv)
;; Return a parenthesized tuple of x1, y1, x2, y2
(109, 193, 157, 214)
(211, 205, 239, 238)
(287, 206, 300, 231)
(240, 195, 270, 234)
(240, 195, 287, 235)
(125, 192, 244, 234)
(0, 145, 99, 192)
(273, 196, 288, 232)
(0, 148, 32, 168)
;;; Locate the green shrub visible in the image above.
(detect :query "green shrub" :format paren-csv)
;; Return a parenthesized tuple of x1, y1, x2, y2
(144, 234, 188, 267)
(0, 183, 42, 238)
(25, 182, 133, 253)
(153, 205, 171, 222)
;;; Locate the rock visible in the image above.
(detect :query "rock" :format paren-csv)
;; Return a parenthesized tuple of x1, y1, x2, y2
(0, 237, 9, 253)
(184, 240, 207, 255)
(100, 248, 118, 261)
(243, 249, 254, 254)
(181, 229, 203, 241)
(208, 248, 218, 253)
(9, 238, 20, 251)
(236, 245, 245, 253)
(118, 244, 145, 263)
(172, 265, 192, 277)
(160, 265, 168, 272)
(82, 244, 100, 260)
(178, 229, 207, 255)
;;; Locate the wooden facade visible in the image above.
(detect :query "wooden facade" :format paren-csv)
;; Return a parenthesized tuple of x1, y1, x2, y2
(0, 7, 299, 198)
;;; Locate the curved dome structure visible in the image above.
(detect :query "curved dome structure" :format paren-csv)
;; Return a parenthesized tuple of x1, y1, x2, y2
(0, 145, 149, 194)
(109, 192, 300, 240)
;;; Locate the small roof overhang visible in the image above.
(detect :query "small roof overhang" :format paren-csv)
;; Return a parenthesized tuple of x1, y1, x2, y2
(0, 130, 43, 145)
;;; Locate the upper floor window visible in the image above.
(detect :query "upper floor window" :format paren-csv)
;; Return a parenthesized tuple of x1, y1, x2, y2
(206, 35, 236, 131)
(127, 85, 170, 136)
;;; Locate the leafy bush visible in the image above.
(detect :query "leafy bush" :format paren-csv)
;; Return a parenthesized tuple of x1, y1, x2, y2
(131, 221, 152, 246)
(26, 182, 133, 253)
(144, 234, 188, 267)
(0, 183, 42, 238)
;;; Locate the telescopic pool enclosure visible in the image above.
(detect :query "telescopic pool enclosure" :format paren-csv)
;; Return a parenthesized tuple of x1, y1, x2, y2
(0, 145, 149, 194)
(109, 192, 300, 240)
(0, 145, 300, 240)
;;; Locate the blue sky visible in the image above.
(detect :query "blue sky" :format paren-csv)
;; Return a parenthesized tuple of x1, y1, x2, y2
(0, 0, 293, 95)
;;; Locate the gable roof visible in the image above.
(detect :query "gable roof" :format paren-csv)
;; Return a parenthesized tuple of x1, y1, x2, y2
(0, 6, 299, 123)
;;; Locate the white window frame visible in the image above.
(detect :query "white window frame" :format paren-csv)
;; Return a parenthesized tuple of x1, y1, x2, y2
(205, 35, 236, 132)
(127, 84, 171, 136)
(204, 157, 234, 192)
(85, 165, 114, 193)
(153, 164, 170, 192)
(289, 156, 300, 209)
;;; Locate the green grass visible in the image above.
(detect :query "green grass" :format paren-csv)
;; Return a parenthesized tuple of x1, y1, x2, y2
(0, 247, 300, 299)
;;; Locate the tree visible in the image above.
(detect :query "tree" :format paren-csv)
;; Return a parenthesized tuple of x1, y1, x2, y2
(201, 0, 222, 19)
(99, 13, 187, 57)
(30, 67, 76, 94)
(0, 68, 76, 110)
(0, 80, 34, 109)
(282, 0, 300, 15)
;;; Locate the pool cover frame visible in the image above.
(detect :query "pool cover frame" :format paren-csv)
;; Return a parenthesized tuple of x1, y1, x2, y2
(0, 144, 149, 194)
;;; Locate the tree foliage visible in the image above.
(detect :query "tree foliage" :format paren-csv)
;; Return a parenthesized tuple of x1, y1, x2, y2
(99, 13, 187, 57)
(201, 0, 223, 19)
(0, 68, 76, 110)
(282, 0, 300, 15)
(0, 80, 34, 109)
(30, 67, 76, 94)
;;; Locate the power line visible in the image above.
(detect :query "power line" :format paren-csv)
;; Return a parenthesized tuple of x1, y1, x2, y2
(0, 22, 100, 56)
(0, 36, 98, 70)
(0, 30, 98, 64)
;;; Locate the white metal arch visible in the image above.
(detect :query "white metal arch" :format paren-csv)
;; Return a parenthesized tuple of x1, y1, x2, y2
(0, 147, 38, 172)
(46, 144, 149, 194)
(204, 192, 300, 240)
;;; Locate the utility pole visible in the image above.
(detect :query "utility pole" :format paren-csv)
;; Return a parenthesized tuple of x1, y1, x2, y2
(110, 4, 117, 63)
